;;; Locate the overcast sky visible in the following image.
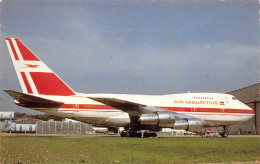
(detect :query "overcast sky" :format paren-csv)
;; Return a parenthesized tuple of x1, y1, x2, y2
(0, 0, 259, 114)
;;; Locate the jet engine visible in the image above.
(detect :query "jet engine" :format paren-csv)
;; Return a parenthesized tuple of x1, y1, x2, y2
(139, 112, 203, 132)
(173, 118, 203, 132)
(139, 112, 176, 128)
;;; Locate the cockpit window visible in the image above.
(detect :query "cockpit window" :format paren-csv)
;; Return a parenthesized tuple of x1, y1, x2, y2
(232, 97, 237, 100)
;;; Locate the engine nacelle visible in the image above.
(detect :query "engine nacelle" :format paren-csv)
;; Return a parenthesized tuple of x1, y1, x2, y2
(139, 112, 176, 128)
(173, 118, 203, 132)
(139, 112, 203, 132)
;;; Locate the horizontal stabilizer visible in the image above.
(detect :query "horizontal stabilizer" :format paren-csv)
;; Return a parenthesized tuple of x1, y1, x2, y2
(4, 90, 64, 105)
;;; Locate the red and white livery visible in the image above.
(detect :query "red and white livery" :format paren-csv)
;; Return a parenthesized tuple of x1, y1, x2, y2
(4, 38, 255, 137)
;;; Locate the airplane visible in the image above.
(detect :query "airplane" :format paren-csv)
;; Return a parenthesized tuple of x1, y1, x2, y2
(4, 38, 255, 137)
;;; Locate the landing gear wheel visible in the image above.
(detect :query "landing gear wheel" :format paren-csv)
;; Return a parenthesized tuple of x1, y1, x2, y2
(129, 131, 135, 137)
(221, 132, 228, 138)
(221, 126, 229, 138)
(121, 130, 142, 137)
(135, 132, 142, 137)
(143, 132, 157, 138)
(150, 133, 157, 137)
(120, 131, 128, 137)
(143, 132, 150, 138)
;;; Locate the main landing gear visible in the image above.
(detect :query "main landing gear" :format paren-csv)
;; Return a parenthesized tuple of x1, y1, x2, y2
(120, 130, 157, 138)
(120, 130, 142, 137)
(143, 132, 157, 138)
(220, 126, 229, 138)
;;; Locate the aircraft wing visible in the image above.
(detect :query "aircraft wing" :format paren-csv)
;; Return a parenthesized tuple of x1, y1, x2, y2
(88, 97, 168, 116)
(88, 97, 198, 120)
(4, 90, 64, 105)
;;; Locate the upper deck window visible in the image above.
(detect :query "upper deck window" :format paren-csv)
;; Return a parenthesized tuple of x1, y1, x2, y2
(192, 97, 213, 100)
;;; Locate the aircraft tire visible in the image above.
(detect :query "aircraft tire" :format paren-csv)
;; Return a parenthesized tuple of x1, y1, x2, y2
(135, 132, 142, 137)
(143, 132, 150, 138)
(120, 131, 128, 137)
(150, 133, 157, 137)
(221, 126, 229, 138)
(221, 132, 228, 138)
(143, 132, 157, 138)
(129, 131, 135, 137)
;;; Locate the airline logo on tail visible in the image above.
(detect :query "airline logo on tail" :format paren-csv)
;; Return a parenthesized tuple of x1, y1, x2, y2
(5, 38, 75, 96)
(24, 64, 39, 68)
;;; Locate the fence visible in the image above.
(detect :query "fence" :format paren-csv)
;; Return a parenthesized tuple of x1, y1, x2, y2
(36, 121, 93, 135)
(1, 120, 14, 132)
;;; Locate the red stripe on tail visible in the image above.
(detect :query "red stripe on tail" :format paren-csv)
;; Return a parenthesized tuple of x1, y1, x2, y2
(20, 72, 33, 94)
(5, 38, 19, 60)
(15, 39, 40, 61)
(30, 72, 75, 96)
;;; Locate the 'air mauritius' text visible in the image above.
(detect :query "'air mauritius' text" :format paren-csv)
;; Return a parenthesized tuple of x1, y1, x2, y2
(174, 100, 219, 105)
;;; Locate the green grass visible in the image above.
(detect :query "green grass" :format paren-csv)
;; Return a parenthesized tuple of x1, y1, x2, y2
(0, 135, 259, 164)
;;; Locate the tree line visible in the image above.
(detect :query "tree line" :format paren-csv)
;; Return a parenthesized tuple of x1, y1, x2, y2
(14, 112, 63, 121)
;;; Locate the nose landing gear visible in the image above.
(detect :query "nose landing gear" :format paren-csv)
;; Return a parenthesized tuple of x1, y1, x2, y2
(220, 126, 229, 138)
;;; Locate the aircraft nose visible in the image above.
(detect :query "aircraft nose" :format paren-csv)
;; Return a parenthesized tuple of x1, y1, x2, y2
(246, 106, 255, 118)
(240, 101, 255, 116)
(246, 105, 255, 115)
(251, 108, 255, 115)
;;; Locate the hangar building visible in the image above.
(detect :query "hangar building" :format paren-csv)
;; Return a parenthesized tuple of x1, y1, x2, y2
(227, 83, 259, 135)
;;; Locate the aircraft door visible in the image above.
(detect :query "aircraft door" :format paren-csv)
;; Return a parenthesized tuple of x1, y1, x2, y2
(73, 104, 79, 109)
(192, 107, 196, 114)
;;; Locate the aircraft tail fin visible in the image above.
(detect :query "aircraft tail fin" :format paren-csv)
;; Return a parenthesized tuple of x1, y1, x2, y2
(5, 38, 75, 96)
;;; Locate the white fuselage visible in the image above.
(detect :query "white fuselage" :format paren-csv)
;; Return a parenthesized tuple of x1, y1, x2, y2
(5, 38, 255, 134)
(17, 92, 254, 128)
